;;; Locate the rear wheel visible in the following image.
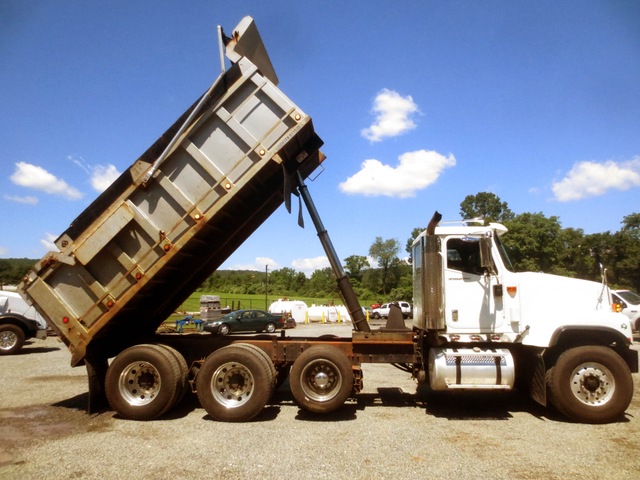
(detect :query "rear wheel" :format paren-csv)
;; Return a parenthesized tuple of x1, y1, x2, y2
(105, 344, 181, 420)
(0, 324, 25, 355)
(265, 322, 276, 333)
(196, 345, 272, 422)
(232, 343, 276, 395)
(290, 345, 353, 414)
(547, 346, 633, 424)
(155, 344, 189, 406)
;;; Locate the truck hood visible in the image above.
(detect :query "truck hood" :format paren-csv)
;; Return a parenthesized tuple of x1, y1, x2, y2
(508, 271, 632, 345)
(513, 271, 609, 311)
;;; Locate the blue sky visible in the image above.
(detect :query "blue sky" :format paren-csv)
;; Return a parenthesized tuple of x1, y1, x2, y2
(1, 1, 639, 275)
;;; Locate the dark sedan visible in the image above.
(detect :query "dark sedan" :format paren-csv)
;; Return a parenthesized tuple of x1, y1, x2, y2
(203, 309, 286, 335)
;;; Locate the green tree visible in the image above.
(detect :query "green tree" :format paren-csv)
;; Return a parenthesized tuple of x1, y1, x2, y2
(555, 227, 587, 278)
(405, 227, 425, 263)
(343, 255, 369, 282)
(369, 237, 400, 296)
(502, 212, 562, 272)
(303, 267, 338, 297)
(460, 192, 514, 224)
(269, 267, 306, 294)
(622, 212, 640, 237)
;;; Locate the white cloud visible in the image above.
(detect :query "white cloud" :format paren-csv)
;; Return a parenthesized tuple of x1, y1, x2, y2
(68, 155, 121, 193)
(361, 89, 419, 142)
(0, 246, 8, 256)
(339, 149, 456, 198)
(3, 194, 38, 205)
(40, 233, 59, 252)
(229, 257, 280, 271)
(292, 256, 330, 276)
(90, 164, 121, 192)
(68, 155, 91, 175)
(552, 157, 640, 202)
(10, 162, 83, 200)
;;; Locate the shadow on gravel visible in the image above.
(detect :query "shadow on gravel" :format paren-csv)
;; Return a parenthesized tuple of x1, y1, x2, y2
(13, 345, 61, 355)
(356, 387, 417, 408)
(52, 392, 90, 411)
(294, 406, 358, 422)
(418, 389, 556, 421)
(199, 405, 284, 423)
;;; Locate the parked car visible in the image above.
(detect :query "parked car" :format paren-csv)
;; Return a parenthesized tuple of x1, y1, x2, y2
(371, 301, 412, 319)
(203, 309, 286, 335)
(611, 290, 640, 332)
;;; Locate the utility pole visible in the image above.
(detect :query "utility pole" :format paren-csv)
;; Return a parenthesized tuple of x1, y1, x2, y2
(265, 265, 269, 310)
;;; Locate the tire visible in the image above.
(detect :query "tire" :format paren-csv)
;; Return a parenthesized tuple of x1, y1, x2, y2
(290, 345, 353, 414)
(105, 344, 181, 420)
(547, 346, 633, 424)
(265, 322, 276, 333)
(155, 344, 189, 406)
(233, 343, 277, 395)
(196, 345, 272, 422)
(218, 324, 230, 335)
(275, 365, 290, 389)
(0, 324, 26, 355)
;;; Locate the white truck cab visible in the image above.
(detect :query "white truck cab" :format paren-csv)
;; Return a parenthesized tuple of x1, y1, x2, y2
(0, 291, 48, 355)
(411, 215, 635, 423)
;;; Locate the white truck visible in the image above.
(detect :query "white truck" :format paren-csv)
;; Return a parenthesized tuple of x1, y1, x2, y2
(18, 17, 637, 424)
(371, 301, 412, 319)
(0, 290, 48, 354)
(612, 290, 640, 332)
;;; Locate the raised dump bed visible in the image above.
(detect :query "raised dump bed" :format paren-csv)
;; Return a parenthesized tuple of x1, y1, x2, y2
(19, 17, 324, 367)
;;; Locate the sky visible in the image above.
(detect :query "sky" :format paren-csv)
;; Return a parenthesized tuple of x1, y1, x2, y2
(1, 1, 639, 276)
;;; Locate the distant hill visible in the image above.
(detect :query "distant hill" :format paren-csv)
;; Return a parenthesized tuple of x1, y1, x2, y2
(0, 258, 38, 287)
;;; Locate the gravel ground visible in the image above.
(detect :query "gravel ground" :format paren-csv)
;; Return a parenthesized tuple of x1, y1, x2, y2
(1, 324, 640, 480)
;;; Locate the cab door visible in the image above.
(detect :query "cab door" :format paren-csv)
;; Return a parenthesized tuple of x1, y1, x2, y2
(443, 236, 504, 332)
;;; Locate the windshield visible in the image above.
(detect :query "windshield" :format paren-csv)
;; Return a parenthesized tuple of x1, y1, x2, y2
(617, 290, 640, 305)
(494, 234, 514, 272)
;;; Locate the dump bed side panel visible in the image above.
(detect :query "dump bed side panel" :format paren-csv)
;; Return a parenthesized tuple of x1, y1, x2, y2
(20, 57, 323, 365)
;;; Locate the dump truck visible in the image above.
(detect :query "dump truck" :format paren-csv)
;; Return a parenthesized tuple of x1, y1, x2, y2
(19, 17, 637, 424)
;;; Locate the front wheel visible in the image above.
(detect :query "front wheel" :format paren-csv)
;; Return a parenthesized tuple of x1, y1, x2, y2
(290, 345, 353, 414)
(547, 346, 633, 424)
(0, 324, 25, 355)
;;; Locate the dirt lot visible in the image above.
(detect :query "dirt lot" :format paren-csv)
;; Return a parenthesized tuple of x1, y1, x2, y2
(1, 326, 640, 480)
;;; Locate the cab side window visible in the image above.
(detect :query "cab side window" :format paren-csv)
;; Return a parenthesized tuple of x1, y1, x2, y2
(446, 237, 485, 275)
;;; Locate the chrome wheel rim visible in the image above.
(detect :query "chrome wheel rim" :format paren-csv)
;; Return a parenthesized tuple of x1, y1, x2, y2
(570, 362, 615, 406)
(118, 361, 161, 406)
(0, 331, 18, 351)
(300, 359, 342, 402)
(211, 362, 255, 408)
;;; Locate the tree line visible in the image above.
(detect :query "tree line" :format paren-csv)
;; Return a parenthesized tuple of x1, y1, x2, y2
(2, 192, 638, 305)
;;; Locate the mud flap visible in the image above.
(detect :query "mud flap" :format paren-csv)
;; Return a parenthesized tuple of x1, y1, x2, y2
(529, 353, 547, 407)
(85, 355, 109, 413)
